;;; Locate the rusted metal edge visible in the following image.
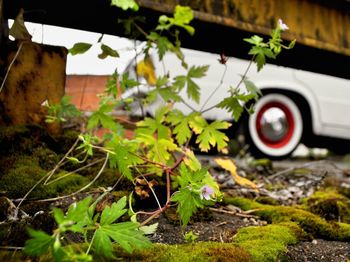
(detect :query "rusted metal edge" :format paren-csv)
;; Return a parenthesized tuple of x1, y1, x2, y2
(138, 0, 350, 57)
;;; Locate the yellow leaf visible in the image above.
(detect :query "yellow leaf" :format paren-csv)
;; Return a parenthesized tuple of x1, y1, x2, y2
(183, 149, 201, 171)
(136, 56, 157, 86)
(214, 158, 259, 192)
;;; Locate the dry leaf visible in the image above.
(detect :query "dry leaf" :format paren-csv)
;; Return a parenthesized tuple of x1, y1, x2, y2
(214, 158, 259, 192)
(9, 8, 32, 41)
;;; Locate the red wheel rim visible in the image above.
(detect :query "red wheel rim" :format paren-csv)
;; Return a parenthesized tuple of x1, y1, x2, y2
(255, 101, 295, 149)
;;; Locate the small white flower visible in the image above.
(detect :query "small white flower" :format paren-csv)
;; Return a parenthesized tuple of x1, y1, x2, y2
(199, 185, 214, 200)
(41, 99, 49, 107)
(278, 19, 289, 31)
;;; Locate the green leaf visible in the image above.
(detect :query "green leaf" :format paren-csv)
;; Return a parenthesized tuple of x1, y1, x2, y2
(136, 106, 171, 140)
(99, 222, 151, 253)
(98, 44, 119, 59)
(111, 0, 139, 11)
(184, 65, 209, 103)
(244, 35, 264, 46)
(177, 164, 207, 188)
(188, 65, 209, 78)
(173, 75, 186, 91)
(66, 196, 93, 223)
(107, 139, 144, 180)
(191, 119, 231, 152)
(243, 78, 262, 99)
(187, 78, 200, 104)
(167, 111, 198, 145)
(87, 102, 124, 133)
(137, 134, 178, 163)
(24, 229, 54, 256)
(69, 42, 93, 55)
(174, 5, 194, 25)
(148, 32, 174, 60)
(93, 229, 114, 258)
(217, 96, 244, 122)
(171, 188, 202, 226)
(100, 196, 127, 226)
(53, 208, 65, 225)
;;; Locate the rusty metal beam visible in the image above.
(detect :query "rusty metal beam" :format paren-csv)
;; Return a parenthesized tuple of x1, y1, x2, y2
(2, 0, 350, 79)
(138, 0, 350, 57)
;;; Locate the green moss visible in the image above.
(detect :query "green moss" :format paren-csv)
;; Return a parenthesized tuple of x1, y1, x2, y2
(233, 224, 298, 262)
(0, 163, 55, 199)
(0, 157, 90, 199)
(224, 197, 350, 241)
(255, 196, 280, 206)
(115, 242, 251, 262)
(301, 190, 350, 223)
(49, 172, 90, 194)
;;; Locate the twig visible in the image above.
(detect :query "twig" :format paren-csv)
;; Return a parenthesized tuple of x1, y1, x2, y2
(44, 136, 80, 185)
(0, 42, 24, 94)
(45, 158, 105, 185)
(209, 207, 259, 218)
(200, 64, 227, 112)
(0, 246, 23, 250)
(34, 153, 109, 202)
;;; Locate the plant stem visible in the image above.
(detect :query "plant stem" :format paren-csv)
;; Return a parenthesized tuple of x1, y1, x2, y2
(0, 41, 23, 94)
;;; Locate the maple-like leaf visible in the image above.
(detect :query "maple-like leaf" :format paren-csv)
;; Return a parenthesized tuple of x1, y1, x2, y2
(111, 0, 139, 11)
(107, 139, 144, 180)
(167, 110, 198, 145)
(217, 96, 244, 122)
(171, 187, 203, 226)
(189, 116, 231, 152)
(136, 106, 172, 140)
(214, 158, 259, 192)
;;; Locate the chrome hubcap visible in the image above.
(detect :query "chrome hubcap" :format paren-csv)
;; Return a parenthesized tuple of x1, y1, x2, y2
(259, 107, 289, 142)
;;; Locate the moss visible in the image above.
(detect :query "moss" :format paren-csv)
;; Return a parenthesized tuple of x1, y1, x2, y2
(0, 163, 55, 199)
(255, 196, 280, 206)
(233, 223, 298, 262)
(301, 190, 350, 223)
(114, 242, 251, 262)
(224, 197, 350, 241)
(49, 172, 90, 194)
(0, 157, 90, 199)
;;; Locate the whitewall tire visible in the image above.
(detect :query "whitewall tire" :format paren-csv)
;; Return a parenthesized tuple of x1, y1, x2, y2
(246, 93, 303, 158)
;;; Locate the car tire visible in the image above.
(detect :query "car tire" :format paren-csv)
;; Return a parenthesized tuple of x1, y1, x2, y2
(244, 93, 303, 159)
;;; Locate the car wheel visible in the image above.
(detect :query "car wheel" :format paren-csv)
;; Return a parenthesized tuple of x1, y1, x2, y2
(245, 93, 303, 159)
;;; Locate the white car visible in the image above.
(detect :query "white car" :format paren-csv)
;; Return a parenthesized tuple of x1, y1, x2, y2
(122, 47, 350, 159)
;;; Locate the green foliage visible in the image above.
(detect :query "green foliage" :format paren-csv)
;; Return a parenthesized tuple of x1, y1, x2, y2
(107, 138, 144, 180)
(69, 42, 92, 55)
(183, 231, 199, 243)
(98, 43, 120, 59)
(171, 164, 221, 226)
(111, 0, 139, 11)
(167, 110, 199, 145)
(87, 98, 124, 133)
(24, 196, 151, 260)
(45, 95, 81, 123)
(189, 116, 231, 152)
(157, 5, 195, 35)
(173, 65, 209, 103)
(35, 4, 295, 260)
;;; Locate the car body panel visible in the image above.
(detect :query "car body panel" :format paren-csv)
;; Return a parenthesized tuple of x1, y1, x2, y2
(123, 47, 350, 141)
